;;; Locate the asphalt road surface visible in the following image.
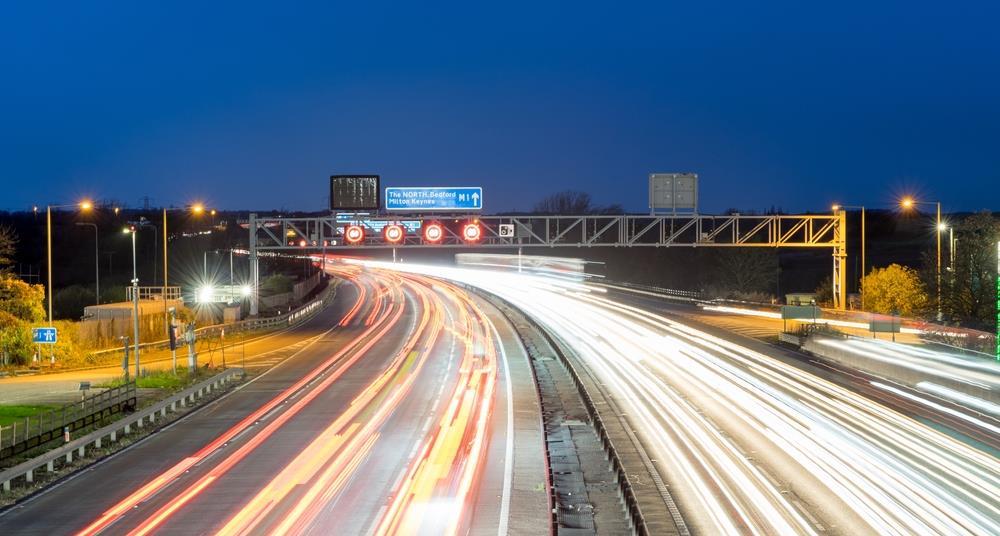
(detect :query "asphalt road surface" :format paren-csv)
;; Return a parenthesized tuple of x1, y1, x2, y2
(366, 260, 1000, 536)
(0, 267, 548, 535)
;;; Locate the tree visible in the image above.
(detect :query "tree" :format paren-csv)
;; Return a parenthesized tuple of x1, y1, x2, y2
(0, 266, 44, 365)
(813, 275, 833, 306)
(861, 264, 929, 317)
(533, 191, 622, 215)
(706, 249, 779, 300)
(939, 211, 1000, 330)
(0, 225, 16, 273)
(54, 285, 96, 320)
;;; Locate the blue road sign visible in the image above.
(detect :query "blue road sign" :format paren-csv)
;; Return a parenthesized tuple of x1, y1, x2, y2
(32, 327, 58, 344)
(385, 187, 483, 211)
(335, 214, 422, 233)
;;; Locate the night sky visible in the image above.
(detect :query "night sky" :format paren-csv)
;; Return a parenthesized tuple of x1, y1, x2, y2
(2, 1, 998, 214)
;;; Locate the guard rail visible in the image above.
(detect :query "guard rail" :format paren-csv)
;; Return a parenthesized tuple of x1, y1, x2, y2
(0, 368, 243, 494)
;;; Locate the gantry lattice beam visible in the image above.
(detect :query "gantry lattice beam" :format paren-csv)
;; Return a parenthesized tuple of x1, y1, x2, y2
(247, 212, 849, 311)
(248, 213, 843, 249)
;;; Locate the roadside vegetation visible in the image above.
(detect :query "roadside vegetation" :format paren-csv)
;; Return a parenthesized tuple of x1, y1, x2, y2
(98, 367, 215, 391)
(0, 404, 58, 427)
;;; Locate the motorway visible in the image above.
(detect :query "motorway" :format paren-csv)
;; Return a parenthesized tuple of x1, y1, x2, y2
(365, 260, 1000, 536)
(0, 267, 548, 535)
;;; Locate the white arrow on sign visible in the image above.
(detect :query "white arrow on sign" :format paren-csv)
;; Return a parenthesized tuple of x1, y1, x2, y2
(471, 192, 480, 204)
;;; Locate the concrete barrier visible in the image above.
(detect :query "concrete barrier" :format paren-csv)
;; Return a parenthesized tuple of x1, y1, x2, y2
(0, 368, 244, 495)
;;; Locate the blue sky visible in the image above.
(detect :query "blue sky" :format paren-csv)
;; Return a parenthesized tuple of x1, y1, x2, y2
(2, 1, 998, 213)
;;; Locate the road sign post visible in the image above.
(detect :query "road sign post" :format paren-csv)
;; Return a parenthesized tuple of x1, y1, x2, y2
(781, 305, 821, 333)
(186, 323, 197, 373)
(869, 314, 901, 342)
(168, 308, 178, 375)
(385, 187, 483, 212)
(120, 336, 130, 380)
(31, 328, 57, 367)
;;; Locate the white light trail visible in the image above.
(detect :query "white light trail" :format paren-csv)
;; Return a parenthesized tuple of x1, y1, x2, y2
(358, 260, 1000, 536)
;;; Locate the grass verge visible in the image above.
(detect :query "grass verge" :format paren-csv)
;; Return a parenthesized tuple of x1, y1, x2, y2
(0, 405, 59, 427)
(97, 367, 215, 391)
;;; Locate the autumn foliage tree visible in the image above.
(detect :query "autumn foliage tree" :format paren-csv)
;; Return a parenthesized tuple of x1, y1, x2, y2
(861, 264, 929, 317)
(0, 227, 47, 364)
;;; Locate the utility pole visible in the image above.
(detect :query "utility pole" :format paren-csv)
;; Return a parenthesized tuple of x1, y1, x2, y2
(132, 233, 140, 378)
(937, 202, 942, 321)
(124, 226, 141, 378)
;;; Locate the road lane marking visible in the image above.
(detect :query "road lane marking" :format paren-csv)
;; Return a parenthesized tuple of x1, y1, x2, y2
(488, 313, 515, 536)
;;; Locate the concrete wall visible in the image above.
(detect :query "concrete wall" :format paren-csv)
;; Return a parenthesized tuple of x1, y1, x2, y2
(258, 272, 321, 312)
(80, 300, 182, 346)
(259, 292, 292, 310)
(293, 272, 321, 302)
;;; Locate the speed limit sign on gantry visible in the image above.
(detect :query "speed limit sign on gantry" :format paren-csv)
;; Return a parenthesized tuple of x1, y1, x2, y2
(498, 224, 514, 237)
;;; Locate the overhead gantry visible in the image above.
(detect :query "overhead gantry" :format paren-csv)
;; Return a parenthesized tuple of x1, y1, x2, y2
(247, 211, 848, 313)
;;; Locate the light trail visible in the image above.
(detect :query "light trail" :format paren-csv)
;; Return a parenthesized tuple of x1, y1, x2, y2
(701, 304, 926, 334)
(362, 260, 1000, 536)
(374, 283, 498, 535)
(80, 268, 503, 536)
(76, 278, 386, 536)
(816, 337, 1000, 391)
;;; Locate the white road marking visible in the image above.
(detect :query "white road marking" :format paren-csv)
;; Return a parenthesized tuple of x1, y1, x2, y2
(488, 316, 515, 536)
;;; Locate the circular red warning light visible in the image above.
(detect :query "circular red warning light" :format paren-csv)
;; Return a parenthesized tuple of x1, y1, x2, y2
(423, 223, 444, 243)
(462, 222, 481, 242)
(344, 225, 365, 244)
(384, 224, 404, 243)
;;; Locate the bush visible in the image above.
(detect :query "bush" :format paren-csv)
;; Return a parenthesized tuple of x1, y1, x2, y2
(0, 311, 33, 365)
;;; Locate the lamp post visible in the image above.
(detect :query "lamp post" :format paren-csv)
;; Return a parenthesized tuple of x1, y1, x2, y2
(133, 220, 159, 284)
(123, 225, 141, 377)
(833, 204, 866, 309)
(46, 201, 92, 327)
(161, 203, 206, 330)
(74, 222, 99, 305)
(162, 204, 205, 288)
(900, 197, 944, 321)
(949, 227, 956, 273)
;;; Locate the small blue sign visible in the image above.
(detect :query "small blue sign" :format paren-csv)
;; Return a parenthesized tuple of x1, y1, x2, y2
(385, 187, 483, 212)
(32, 327, 57, 344)
(335, 214, 422, 233)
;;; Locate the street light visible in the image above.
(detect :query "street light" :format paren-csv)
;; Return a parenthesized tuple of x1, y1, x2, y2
(123, 225, 141, 377)
(900, 196, 944, 321)
(162, 203, 207, 315)
(74, 222, 99, 305)
(832, 204, 866, 309)
(46, 201, 93, 329)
